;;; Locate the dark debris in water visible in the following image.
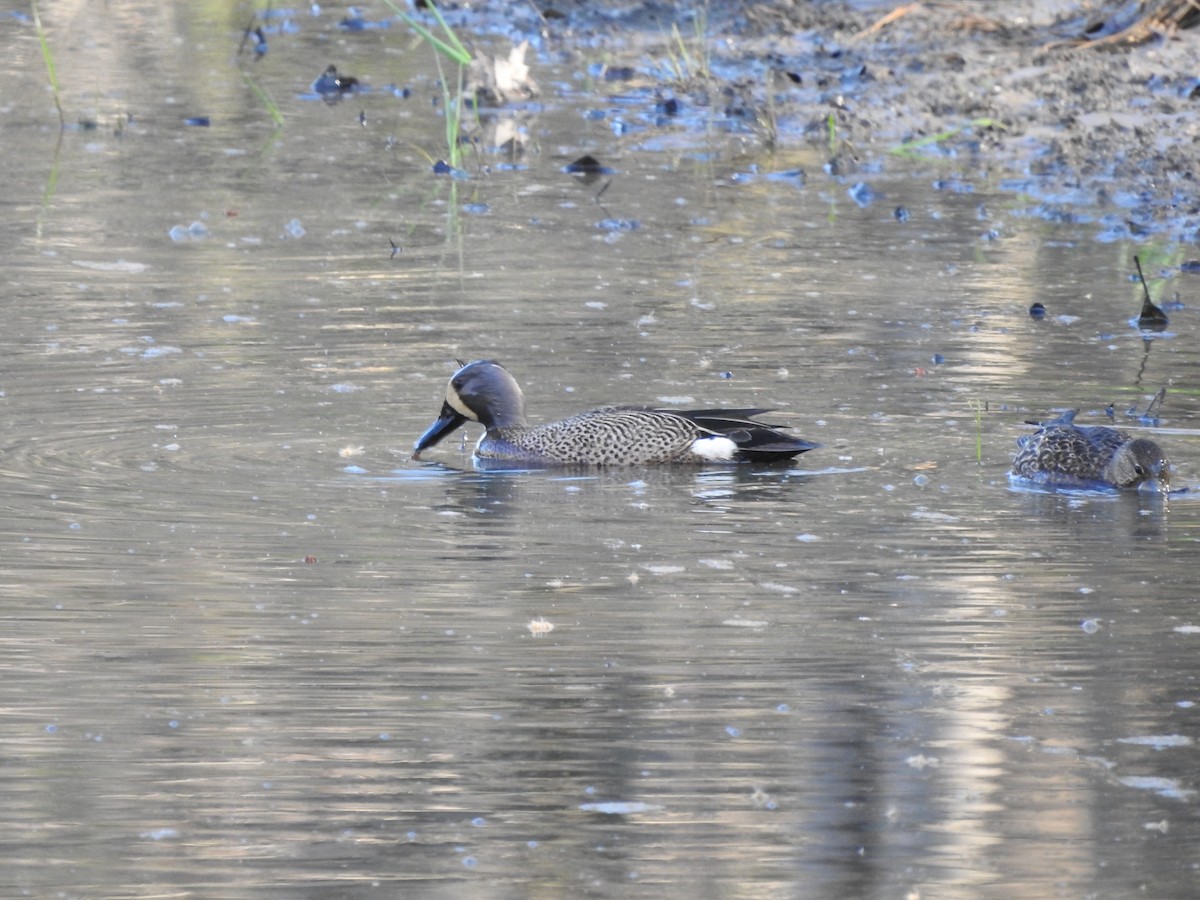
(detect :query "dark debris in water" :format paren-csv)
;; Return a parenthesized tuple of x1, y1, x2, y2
(238, 21, 268, 59)
(848, 182, 876, 207)
(729, 166, 805, 187)
(655, 96, 680, 117)
(765, 168, 805, 185)
(932, 178, 974, 194)
(1133, 256, 1169, 331)
(599, 64, 636, 82)
(432, 160, 470, 179)
(563, 155, 614, 176)
(596, 218, 639, 232)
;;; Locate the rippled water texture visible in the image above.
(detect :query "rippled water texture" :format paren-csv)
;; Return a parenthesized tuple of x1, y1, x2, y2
(3, 3, 1200, 897)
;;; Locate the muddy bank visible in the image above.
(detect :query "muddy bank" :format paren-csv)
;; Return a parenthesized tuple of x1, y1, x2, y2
(491, 1, 1200, 244)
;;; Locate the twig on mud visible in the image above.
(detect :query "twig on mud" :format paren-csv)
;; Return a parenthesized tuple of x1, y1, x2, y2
(849, 2, 921, 42)
(1043, 0, 1200, 50)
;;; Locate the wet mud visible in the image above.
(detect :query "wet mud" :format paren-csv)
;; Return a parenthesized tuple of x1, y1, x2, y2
(475, 0, 1200, 244)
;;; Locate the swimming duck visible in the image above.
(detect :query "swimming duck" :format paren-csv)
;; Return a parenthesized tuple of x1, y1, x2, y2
(1010, 411, 1169, 490)
(413, 360, 818, 466)
(312, 65, 359, 96)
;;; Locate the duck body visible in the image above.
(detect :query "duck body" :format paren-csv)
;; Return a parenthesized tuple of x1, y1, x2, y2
(1010, 411, 1169, 491)
(313, 65, 359, 96)
(413, 360, 818, 466)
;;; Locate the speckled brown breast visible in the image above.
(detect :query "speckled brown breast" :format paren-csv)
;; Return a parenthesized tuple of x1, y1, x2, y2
(1011, 423, 1139, 487)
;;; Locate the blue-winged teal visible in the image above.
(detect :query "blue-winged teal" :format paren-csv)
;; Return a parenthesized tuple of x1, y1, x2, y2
(312, 65, 359, 96)
(413, 360, 819, 466)
(1010, 411, 1169, 491)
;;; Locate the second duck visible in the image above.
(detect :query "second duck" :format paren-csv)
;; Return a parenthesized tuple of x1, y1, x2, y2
(413, 360, 819, 466)
(1009, 410, 1170, 491)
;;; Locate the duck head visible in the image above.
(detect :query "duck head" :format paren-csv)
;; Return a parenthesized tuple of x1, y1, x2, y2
(1105, 437, 1170, 491)
(413, 360, 527, 457)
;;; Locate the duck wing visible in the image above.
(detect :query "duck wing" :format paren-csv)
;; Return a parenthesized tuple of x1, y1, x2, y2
(669, 408, 819, 463)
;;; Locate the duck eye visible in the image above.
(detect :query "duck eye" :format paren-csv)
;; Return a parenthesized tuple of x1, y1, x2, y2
(1134, 464, 1145, 477)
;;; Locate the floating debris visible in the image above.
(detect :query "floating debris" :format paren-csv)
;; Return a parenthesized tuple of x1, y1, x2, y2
(73, 259, 147, 273)
(1029, 302, 1046, 319)
(238, 19, 268, 58)
(1117, 776, 1195, 801)
(588, 62, 636, 81)
(763, 168, 805, 186)
(848, 182, 876, 207)
(655, 96, 680, 117)
(580, 801, 656, 815)
(432, 159, 469, 179)
(168, 221, 210, 241)
(469, 40, 537, 106)
(1117, 734, 1193, 749)
(563, 154, 613, 176)
(596, 218, 639, 232)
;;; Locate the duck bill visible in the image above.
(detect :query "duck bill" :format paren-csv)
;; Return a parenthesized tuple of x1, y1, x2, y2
(413, 402, 467, 458)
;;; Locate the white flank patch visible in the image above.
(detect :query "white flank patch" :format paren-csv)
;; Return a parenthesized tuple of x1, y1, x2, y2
(691, 436, 737, 460)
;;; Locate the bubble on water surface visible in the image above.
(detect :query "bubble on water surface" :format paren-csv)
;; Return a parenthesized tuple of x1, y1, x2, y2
(1117, 735, 1193, 750)
(580, 801, 655, 815)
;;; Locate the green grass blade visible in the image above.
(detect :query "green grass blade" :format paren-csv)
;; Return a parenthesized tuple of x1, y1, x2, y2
(969, 398, 986, 464)
(890, 118, 1006, 157)
(383, 0, 471, 65)
(424, 0, 470, 61)
(242, 71, 284, 127)
(31, 0, 64, 127)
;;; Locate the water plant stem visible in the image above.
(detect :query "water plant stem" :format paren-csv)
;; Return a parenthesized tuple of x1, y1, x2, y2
(969, 398, 986, 464)
(384, 0, 472, 167)
(662, 3, 710, 87)
(31, 0, 64, 128)
(241, 71, 284, 128)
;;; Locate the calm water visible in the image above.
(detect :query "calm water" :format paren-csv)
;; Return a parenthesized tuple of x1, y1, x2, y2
(3, 3, 1200, 897)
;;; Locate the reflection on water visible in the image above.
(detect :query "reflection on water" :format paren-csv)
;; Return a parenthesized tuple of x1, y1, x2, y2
(2, 3, 1199, 897)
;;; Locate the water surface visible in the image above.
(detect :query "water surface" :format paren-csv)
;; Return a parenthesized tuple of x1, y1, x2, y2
(3, 4, 1200, 897)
